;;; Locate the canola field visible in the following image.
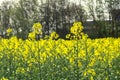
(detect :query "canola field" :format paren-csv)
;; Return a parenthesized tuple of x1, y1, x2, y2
(0, 22, 120, 80)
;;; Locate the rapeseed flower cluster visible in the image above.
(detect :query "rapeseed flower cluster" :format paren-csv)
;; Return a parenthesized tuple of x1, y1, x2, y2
(66, 22, 88, 40)
(6, 28, 12, 33)
(50, 31, 59, 39)
(28, 22, 42, 40)
(6, 28, 13, 36)
(32, 22, 42, 34)
(70, 22, 83, 34)
(28, 32, 36, 39)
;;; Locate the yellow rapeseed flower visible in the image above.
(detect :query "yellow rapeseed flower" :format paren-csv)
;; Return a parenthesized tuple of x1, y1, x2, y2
(70, 22, 83, 35)
(16, 67, 25, 74)
(28, 32, 36, 40)
(6, 28, 12, 33)
(78, 61, 82, 67)
(84, 69, 96, 76)
(33, 22, 42, 29)
(6, 28, 13, 36)
(32, 22, 42, 34)
(67, 22, 88, 40)
(50, 31, 59, 39)
(0, 77, 8, 80)
(69, 57, 74, 64)
(66, 34, 71, 39)
(88, 58, 95, 67)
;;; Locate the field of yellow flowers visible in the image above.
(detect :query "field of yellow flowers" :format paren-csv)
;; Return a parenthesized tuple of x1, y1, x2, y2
(0, 22, 120, 80)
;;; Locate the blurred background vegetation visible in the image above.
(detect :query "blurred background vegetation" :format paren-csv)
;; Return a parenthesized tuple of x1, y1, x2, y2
(0, 0, 120, 39)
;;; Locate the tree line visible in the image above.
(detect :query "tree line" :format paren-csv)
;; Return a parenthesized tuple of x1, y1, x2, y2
(0, 0, 120, 39)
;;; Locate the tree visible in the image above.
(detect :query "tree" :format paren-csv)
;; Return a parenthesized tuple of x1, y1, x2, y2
(105, 0, 120, 37)
(0, 0, 87, 39)
(39, 0, 87, 38)
(11, 0, 40, 39)
(0, 1, 13, 38)
(85, 0, 118, 38)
